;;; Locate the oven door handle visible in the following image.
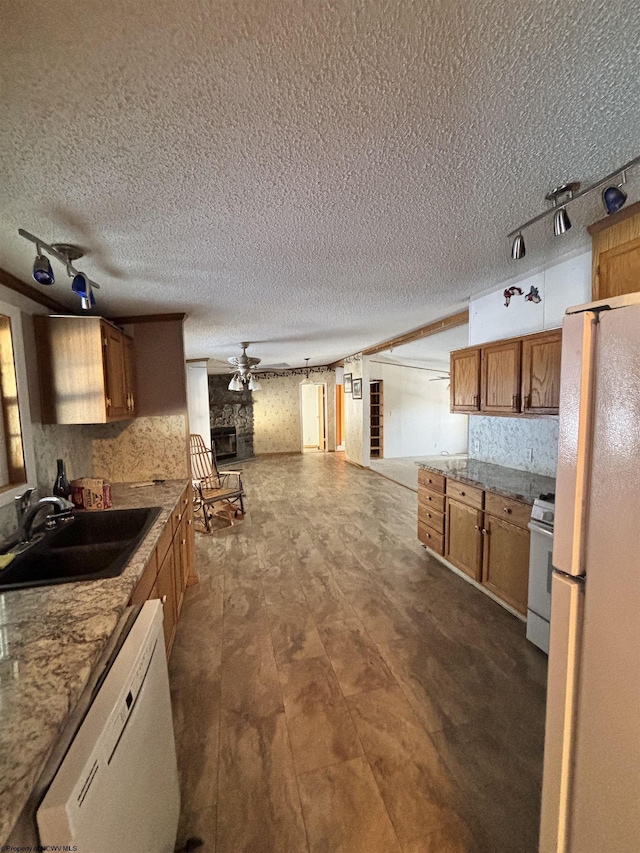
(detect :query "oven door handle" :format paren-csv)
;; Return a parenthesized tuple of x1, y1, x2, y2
(528, 521, 554, 538)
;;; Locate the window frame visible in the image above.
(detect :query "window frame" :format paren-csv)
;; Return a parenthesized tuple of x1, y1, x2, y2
(0, 300, 37, 508)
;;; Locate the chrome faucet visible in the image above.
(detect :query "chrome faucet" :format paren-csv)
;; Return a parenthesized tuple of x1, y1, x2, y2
(15, 487, 36, 526)
(18, 495, 74, 543)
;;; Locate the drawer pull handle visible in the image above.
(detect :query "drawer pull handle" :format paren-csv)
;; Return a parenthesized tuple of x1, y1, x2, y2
(475, 525, 481, 530)
(161, 594, 167, 604)
(460, 491, 465, 496)
(504, 507, 512, 514)
(512, 394, 519, 411)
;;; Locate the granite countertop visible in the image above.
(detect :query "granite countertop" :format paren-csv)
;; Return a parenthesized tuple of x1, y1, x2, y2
(416, 458, 555, 505)
(0, 479, 189, 845)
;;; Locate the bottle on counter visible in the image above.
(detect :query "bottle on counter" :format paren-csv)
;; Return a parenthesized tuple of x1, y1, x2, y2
(52, 458, 71, 499)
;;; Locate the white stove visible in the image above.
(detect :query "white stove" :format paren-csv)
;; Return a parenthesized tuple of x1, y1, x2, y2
(527, 494, 555, 653)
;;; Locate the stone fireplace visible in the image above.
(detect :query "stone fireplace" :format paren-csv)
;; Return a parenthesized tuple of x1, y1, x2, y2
(208, 375, 254, 462)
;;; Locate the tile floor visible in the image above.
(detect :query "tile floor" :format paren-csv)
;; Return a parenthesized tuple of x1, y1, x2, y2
(169, 453, 547, 852)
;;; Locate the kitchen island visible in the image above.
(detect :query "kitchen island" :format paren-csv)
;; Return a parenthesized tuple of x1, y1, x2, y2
(417, 458, 555, 616)
(0, 479, 192, 845)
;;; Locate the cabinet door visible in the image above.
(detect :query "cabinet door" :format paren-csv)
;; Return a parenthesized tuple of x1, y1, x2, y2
(450, 347, 481, 412)
(102, 324, 129, 420)
(124, 336, 137, 416)
(481, 340, 521, 414)
(156, 545, 178, 656)
(482, 516, 530, 615)
(521, 330, 562, 414)
(596, 234, 640, 300)
(445, 498, 483, 581)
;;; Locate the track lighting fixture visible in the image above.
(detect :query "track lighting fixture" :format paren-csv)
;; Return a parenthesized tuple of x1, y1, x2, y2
(511, 233, 525, 260)
(508, 155, 640, 260)
(32, 251, 55, 285)
(18, 228, 101, 310)
(602, 170, 627, 215)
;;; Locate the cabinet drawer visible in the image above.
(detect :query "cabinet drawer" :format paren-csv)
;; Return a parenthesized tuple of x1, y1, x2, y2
(418, 488, 446, 513)
(418, 469, 445, 493)
(417, 505, 445, 534)
(484, 492, 531, 529)
(446, 479, 484, 509)
(418, 523, 444, 554)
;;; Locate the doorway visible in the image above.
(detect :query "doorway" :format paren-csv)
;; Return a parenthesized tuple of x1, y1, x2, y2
(301, 383, 326, 452)
(336, 384, 345, 449)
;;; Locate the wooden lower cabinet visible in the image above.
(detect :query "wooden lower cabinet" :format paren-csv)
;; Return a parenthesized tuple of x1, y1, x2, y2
(130, 483, 196, 657)
(482, 515, 530, 615)
(156, 546, 178, 654)
(419, 473, 532, 615)
(445, 498, 483, 581)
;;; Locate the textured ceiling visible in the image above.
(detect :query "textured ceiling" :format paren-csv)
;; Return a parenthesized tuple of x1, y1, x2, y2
(1, 1, 639, 368)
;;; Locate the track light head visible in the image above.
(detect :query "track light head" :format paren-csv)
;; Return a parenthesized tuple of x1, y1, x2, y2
(71, 273, 96, 310)
(553, 207, 571, 236)
(511, 233, 526, 260)
(32, 253, 55, 285)
(602, 172, 627, 215)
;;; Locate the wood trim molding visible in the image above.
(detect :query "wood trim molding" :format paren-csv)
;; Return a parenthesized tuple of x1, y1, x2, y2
(111, 313, 187, 324)
(0, 267, 74, 314)
(362, 309, 469, 356)
(587, 200, 640, 236)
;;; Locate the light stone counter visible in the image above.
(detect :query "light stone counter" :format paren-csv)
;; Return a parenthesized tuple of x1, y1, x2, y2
(0, 479, 189, 844)
(416, 458, 555, 504)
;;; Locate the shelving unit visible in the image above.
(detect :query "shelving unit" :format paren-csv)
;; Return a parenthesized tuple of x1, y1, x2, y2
(370, 380, 383, 458)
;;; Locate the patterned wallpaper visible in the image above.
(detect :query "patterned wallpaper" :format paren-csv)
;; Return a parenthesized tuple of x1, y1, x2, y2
(344, 354, 365, 466)
(253, 370, 336, 454)
(468, 416, 558, 477)
(92, 415, 189, 481)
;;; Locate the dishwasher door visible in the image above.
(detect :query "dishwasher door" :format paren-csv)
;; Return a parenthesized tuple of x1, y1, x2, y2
(37, 600, 180, 853)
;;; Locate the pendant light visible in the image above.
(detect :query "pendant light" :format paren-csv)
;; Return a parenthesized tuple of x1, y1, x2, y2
(300, 358, 314, 385)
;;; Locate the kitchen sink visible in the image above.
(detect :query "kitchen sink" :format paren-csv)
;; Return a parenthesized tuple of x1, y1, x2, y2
(0, 507, 162, 592)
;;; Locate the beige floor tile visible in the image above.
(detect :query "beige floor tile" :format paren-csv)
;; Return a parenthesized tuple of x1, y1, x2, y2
(217, 710, 308, 853)
(347, 686, 478, 852)
(267, 600, 326, 664)
(278, 656, 363, 774)
(318, 617, 397, 697)
(297, 756, 402, 853)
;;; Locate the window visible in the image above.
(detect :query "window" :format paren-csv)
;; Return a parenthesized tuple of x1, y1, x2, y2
(0, 301, 36, 506)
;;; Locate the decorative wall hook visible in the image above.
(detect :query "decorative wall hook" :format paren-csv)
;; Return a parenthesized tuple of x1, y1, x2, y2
(524, 285, 541, 304)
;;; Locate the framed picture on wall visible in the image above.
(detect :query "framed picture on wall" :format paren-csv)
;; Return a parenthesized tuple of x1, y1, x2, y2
(352, 378, 362, 399)
(344, 373, 353, 393)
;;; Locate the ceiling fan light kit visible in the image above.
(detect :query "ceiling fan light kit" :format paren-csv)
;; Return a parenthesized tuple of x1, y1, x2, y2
(508, 155, 640, 260)
(18, 228, 101, 310)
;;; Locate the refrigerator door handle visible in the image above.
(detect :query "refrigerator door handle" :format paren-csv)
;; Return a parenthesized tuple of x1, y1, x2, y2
(539, 571, 585, 853)
(553, 312, 597, 577)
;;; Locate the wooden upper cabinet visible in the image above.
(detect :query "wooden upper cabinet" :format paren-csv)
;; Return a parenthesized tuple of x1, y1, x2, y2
(124, 336, 137, 416)
(34, 315, 137, 424)
(521, 329, 562, 415)
(481, 340, 521, 414)
(102, 323, 129, 419)
(450, 347, 481, 412)
(589, 203, 640, 301)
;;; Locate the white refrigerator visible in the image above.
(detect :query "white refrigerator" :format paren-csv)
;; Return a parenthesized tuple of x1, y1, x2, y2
(539, 292, 640, 852)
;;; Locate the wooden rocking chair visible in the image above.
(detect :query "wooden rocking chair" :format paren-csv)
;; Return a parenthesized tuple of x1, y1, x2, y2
(189, 434, 245, 531)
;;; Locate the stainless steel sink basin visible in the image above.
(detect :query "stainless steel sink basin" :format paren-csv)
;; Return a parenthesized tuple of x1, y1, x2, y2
(0, 507, 162, 592)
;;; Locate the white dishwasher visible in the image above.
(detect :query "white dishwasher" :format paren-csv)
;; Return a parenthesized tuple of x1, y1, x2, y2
(37, 599, 180, 853)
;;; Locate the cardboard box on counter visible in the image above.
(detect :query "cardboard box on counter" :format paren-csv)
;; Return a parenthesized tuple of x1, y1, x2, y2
(70, 478, 112, 510)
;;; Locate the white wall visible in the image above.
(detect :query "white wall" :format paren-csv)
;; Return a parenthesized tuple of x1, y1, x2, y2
(344, 353, 369, 466)
(469, 250, 591, 345)
(186, 361, 210, 441)
(370, 361, 468, 458)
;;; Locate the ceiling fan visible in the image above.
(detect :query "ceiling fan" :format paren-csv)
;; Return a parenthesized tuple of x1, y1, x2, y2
(223, 343, 289, 391)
